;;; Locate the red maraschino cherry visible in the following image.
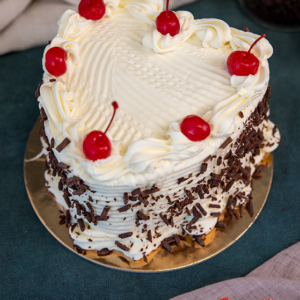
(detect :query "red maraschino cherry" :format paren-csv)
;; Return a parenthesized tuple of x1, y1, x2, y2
(79, 0, 106, 21)
(180, 115, 211, 142)
(227, 34, 266, 76)
(156, 0, 180, 36)
(83, 101, 118, 161)
(45, 47, 67, 77)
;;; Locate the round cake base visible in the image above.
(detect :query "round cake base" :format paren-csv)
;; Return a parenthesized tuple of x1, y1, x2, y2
(24, 119, 274, 272)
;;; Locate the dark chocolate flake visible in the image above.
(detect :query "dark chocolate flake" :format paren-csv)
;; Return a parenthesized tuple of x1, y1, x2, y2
(137, 210, 148, 221)
(160, 213, 169, 226)
(75, 245, 86, 255)
(215, 221, 227, 229)
(220, 137, 233, 149)
(115, 241, 130, 251)
(210, 212, 221, 218)
(147, 230, 152, 242)
(195, 236, 205, 247)
(97, 248, 113, 256)
(173, 234, 181, 247)
(161, 241, 174, 253)
(118, 232, 133, 239)
(56, 138, 71, 153)
(209, 204, 221, 208)
(78, 218, 85, 232)
(118, 204, 131, 213)
(196, 203, 207, 216)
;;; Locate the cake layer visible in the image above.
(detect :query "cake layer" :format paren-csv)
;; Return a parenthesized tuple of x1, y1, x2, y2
(42, 88, 280, 260)
(38, 0, 273, 186)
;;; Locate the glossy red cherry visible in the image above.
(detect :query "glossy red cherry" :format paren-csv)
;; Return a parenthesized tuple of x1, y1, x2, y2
(180, 115, 211, 142)
(83, 101, 118, 161)
(78, 0, 106, 21)
(156, 0, 180, 36)
(45, 47, 67, 77)
(227, 34, 266, 76)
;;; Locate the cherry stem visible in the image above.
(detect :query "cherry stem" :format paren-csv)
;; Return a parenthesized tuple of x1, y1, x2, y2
(247, 34, 266, 57)
(99, 101, 119, 142)
(166, 0, 169, 17)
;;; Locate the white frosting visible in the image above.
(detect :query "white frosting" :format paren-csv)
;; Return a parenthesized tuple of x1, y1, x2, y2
(39, 0, 274, 188)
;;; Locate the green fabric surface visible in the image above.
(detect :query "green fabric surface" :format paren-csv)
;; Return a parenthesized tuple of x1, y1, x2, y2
(0, 0, 299, 299)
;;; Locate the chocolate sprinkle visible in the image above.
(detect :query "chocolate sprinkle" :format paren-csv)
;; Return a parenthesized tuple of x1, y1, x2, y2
(195, 236, 205, 247)
(246, 199, 254, 217)
(131, 188, 142, 196)
(215, 221, 227, 229)
(143, 254, 148, 263)
(210, 212, 221, 217)
(96, 206, 110, 221)
(56, 138, 71, 153)
(78, 218, 85, 232)
(147, 230, 152, 242)
(173, 234, 181, 247)
(115, 241, 130, 251)
(97, 248, 113, 256)
(161, 241, 174, 253)
(209, 204, 221, 208)
(63, 194, 71, 208)
(137, 210, 148, 221)
(118, 232, 133, 239)
(117, 204, 131, 213)
(200, 163, 208, 174)
(65, 210, 70, 227)
(160, 213, 169, 226)
(35, 81, 43, 98)
(75, 245, 86, 255)
(239, 111, 244, 118)
(219, 137, 233, 149)
(196, 203, 207, 216)
(192, 206, 201, 218)
(217, 156, 222, 166)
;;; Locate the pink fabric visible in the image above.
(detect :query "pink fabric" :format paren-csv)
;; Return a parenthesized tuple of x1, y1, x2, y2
(171, 242, 300, 300)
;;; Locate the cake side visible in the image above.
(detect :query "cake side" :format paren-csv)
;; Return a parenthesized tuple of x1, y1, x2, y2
(40, 87, 280, 260)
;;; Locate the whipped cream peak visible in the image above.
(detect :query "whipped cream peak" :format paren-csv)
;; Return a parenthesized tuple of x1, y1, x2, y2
(142, 12, 232, 53)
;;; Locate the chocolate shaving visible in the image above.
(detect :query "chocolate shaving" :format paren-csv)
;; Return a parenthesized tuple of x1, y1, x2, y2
(246, 199, 254, 217)
(177, 177, 188, 184)
(173, 234, 181, 247)
(160, 213, 169, 226)
(143, 254, 148, 263)
(131, 188, 142, 195)
(192, 206, 201, 218)
(244, 27, 250, 32)
(137, 210, 148, 221)
(118, 232, 133, 239)
(239, 204, 243, 217)
(78, 218, 85, 232)
(211, 173, 222, 180)
(209, 204, 221, 208)
(239, 111, 244, 118)
(117, 204, 131, 213)
(147, 230, 152, 242)
(232, 209, 240, 220)
(97, 248, 113, 256)
(203, 155, 212, 163)
(138, 194, 149, 207)
(215, 221, 227, 229)
(225, 180, 234, 192)
(220, 137, 233, 149)
(56, 138, 71, 153)
(96, 206, 110, 221)
(210, 212, 221, 217)
(63, 194, 71, 208)
(115, 241, 130, 251)
(75, 245, 86, 255)
(200, 163, 207, 174)
(195, 236, 205, 247)
(39, 107, 48, 123)
(196, 202, 207, 216)
(59, 215, 66, 225)
(217, 156, 222, 166)
(65, 210, 70, 227)
(35, 81, 44, 98)
(123, 193, 129, 205)
(161, 241, 174, 253)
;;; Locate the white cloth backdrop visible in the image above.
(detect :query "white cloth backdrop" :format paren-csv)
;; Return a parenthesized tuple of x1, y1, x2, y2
(0, 0, 197, 55)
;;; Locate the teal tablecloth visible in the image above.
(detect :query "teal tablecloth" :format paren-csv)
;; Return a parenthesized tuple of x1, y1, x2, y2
(1, 0, 299, 299)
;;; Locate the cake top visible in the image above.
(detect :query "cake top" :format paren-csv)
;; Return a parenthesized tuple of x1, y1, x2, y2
(38, 0, 273, 187)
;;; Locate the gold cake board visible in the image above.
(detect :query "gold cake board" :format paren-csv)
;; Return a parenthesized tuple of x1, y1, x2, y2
(24, 119, 273, 272)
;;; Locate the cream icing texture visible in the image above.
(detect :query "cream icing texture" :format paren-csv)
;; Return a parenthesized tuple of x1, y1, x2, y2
(39, 0, 273, 188)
